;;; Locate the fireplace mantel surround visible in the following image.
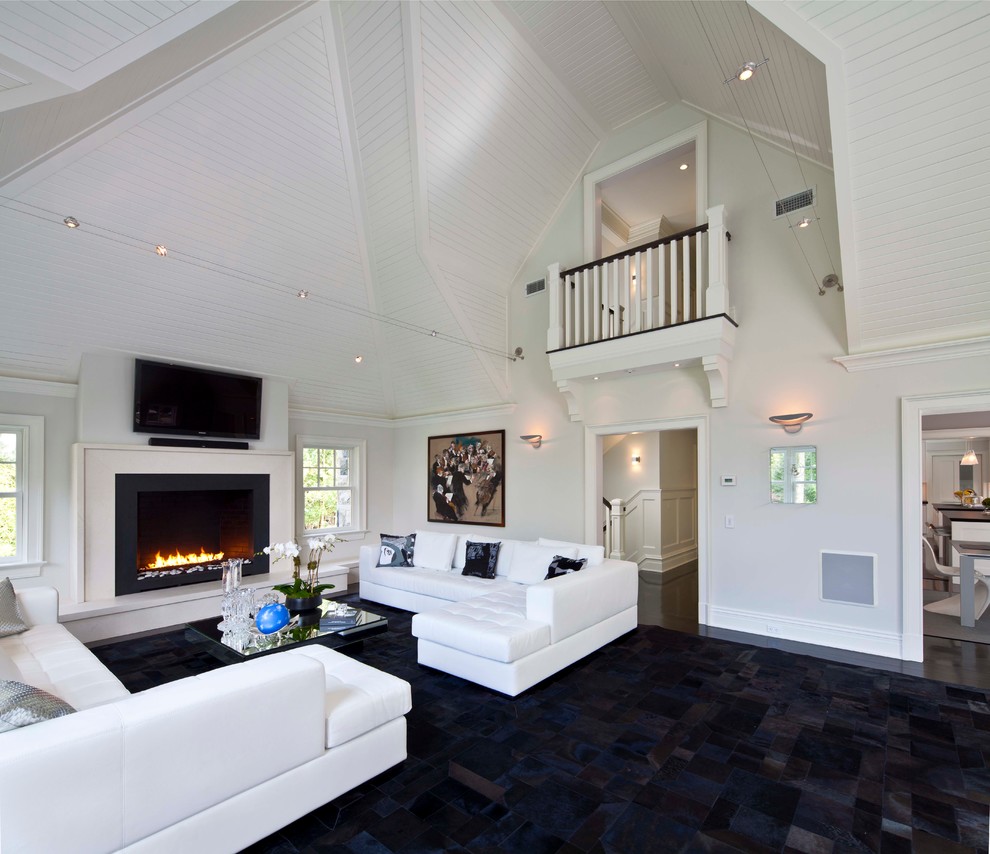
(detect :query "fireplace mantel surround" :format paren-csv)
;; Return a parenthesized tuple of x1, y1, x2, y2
(67, 443, 294, 640)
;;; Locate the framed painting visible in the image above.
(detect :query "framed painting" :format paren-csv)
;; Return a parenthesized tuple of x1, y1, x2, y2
(428, 430, 505, 527)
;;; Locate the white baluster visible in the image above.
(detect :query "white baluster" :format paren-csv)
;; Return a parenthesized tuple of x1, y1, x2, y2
(581, 270, 593, 344)
(564, 273, 574, 347)
(671, 239, 680, 324)
(682, 235, 692, 321)
(645, 247, 654, 331)
(657, 243, 670, 328)
(593, 265, 602, 342)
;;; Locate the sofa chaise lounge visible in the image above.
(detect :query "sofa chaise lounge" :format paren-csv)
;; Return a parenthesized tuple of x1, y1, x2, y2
(0, 586, 411, 854)
(359, 531, 638, 696)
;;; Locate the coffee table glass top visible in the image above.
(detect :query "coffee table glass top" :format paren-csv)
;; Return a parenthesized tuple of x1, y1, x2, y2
(186, 600, 387, 659)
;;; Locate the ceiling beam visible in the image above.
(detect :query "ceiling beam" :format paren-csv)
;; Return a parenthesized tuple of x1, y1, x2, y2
(323, 3, 396, 416)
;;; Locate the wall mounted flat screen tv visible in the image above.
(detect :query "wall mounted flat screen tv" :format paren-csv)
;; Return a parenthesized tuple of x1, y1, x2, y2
(134, 359, 262, 440)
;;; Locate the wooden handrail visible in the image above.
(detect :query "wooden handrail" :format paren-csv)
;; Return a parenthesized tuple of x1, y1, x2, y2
(564, 222, 709, 277)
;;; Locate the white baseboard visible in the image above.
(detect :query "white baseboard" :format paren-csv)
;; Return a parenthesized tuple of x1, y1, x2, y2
(708, 606, 903, 660)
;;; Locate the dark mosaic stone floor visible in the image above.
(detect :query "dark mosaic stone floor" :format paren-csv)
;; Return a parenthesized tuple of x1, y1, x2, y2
(91, 594, 990, 853)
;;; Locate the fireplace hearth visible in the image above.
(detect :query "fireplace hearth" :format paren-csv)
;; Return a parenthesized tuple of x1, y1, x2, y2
(115, 473, 270, 595)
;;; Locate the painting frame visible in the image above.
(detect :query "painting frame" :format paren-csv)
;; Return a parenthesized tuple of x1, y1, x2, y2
(427, 429, 505, 527)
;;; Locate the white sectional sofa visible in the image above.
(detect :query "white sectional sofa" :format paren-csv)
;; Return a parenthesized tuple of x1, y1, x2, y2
(0, 586, 411, 854)
(359, 531, 638, 696)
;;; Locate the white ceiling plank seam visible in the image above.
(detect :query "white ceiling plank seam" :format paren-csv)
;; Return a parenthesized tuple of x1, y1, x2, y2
(324, 3, 396, 418)
(401, 0, 509, 401)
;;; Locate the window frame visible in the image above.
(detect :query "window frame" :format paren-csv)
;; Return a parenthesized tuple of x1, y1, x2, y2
(0, 415, 45, 577)
(295, 435, 366, 538)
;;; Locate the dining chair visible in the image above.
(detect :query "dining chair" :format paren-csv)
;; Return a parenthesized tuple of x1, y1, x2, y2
(922, 536, 990, 620)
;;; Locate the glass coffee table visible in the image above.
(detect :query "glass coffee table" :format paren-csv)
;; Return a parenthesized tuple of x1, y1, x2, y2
(186, 600, 387, 663)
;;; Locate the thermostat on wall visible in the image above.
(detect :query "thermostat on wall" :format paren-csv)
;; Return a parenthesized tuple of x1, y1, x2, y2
(720, 475, 737, 486)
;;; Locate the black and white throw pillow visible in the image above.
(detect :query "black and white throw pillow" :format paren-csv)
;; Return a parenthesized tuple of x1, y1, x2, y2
(0, 680, 75, 733)
(462, 541, 501, 579)
(377, 533, 416, 567)
(545, 555, 587, 580)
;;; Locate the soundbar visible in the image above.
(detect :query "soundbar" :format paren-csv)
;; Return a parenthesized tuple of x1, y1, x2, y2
(148, 437, 250, 450)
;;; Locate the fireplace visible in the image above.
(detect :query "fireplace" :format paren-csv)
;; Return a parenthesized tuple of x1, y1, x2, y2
(115, 473, 270, 595)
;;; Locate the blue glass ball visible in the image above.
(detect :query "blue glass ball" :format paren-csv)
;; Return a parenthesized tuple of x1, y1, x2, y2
(255, 603, 290, 634)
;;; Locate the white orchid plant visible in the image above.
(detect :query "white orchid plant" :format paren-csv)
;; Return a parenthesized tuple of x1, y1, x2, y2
(263, 534, 337, 599)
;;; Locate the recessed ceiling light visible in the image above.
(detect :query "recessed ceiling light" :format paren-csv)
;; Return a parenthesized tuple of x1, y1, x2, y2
(354, 355, 363, 363)
(798, 217, 812, 228)
(679, 164, 688, 171)
(63, 216, 79, 228)
(674, 363, 680, 367)
(297, 290, 309, 299)
(593, 376, 599, 381)
(155, 245, 167, 257)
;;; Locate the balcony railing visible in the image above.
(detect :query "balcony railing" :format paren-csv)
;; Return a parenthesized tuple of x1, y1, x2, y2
(547, 205, 728, 352)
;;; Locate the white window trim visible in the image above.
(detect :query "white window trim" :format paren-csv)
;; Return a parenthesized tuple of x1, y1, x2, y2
(295, 435, 367, 539)
(0, 414, 45, 578)
(770, 445, 817, 505)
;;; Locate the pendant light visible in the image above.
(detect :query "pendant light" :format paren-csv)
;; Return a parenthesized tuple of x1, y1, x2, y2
(961, 438, 978, 466)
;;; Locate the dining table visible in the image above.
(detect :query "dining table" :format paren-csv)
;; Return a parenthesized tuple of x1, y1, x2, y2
(949, 540, 990, 627)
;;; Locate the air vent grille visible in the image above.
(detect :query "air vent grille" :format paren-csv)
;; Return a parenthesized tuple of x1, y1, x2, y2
(525, 278, 546, 297)
(774, 187, 816, 218)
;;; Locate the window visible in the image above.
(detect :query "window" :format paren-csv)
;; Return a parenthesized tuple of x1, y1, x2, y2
(0, 415, 44, 575)
(296, 437, 366, 535)
(770, 445, 817, 504)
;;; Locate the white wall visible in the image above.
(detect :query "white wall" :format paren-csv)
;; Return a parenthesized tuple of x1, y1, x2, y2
(0, 380, 77, 594)
(660, 429, 697, 491)
(77, 351, 289, 449)
(491, 103, 990, 658)
(603, 433, 659, 503)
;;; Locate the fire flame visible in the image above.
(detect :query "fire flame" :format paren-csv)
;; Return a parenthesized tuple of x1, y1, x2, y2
(144, 548, 224, 570)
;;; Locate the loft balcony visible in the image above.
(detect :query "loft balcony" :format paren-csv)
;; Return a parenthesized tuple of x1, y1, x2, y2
(546, 205, 736, 420)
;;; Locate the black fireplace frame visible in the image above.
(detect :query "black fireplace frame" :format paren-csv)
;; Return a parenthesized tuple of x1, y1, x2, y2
(115, 473, 270, 595)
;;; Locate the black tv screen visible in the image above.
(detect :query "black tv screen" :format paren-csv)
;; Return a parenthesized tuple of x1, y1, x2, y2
(134, 359, 262, 440)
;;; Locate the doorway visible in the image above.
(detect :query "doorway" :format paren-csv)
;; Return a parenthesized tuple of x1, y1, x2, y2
(585, 416, 708, 629)
(583, 122, 708, 263)
(902, 392, 990, 661)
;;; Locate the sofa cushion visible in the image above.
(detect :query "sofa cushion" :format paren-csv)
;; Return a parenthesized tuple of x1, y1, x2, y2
(537, 538, 606, 566)
(287, 646, 412, 748)
(413, 530, 458, 570)
(378, 533, 415, 567)
(0, 578, 28, 638)
(507, 543, 578, 585)
(412, 589, 550, 663)
(0, 623, 130, 710)
(453, 536, 515, 576)
(463, 541, 501, 579)
(545, 556, 587, 579)
(0, 679, 75, 732)
(364, 564, 515, 601)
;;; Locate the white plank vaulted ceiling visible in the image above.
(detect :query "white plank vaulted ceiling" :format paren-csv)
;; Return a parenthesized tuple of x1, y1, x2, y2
(0, 1, 987, 418)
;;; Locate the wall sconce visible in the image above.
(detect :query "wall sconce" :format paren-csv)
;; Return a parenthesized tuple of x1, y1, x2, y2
(631, 455, 641, 463)
(520, 434, 542, 448)
(769, 412, 813, 434)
